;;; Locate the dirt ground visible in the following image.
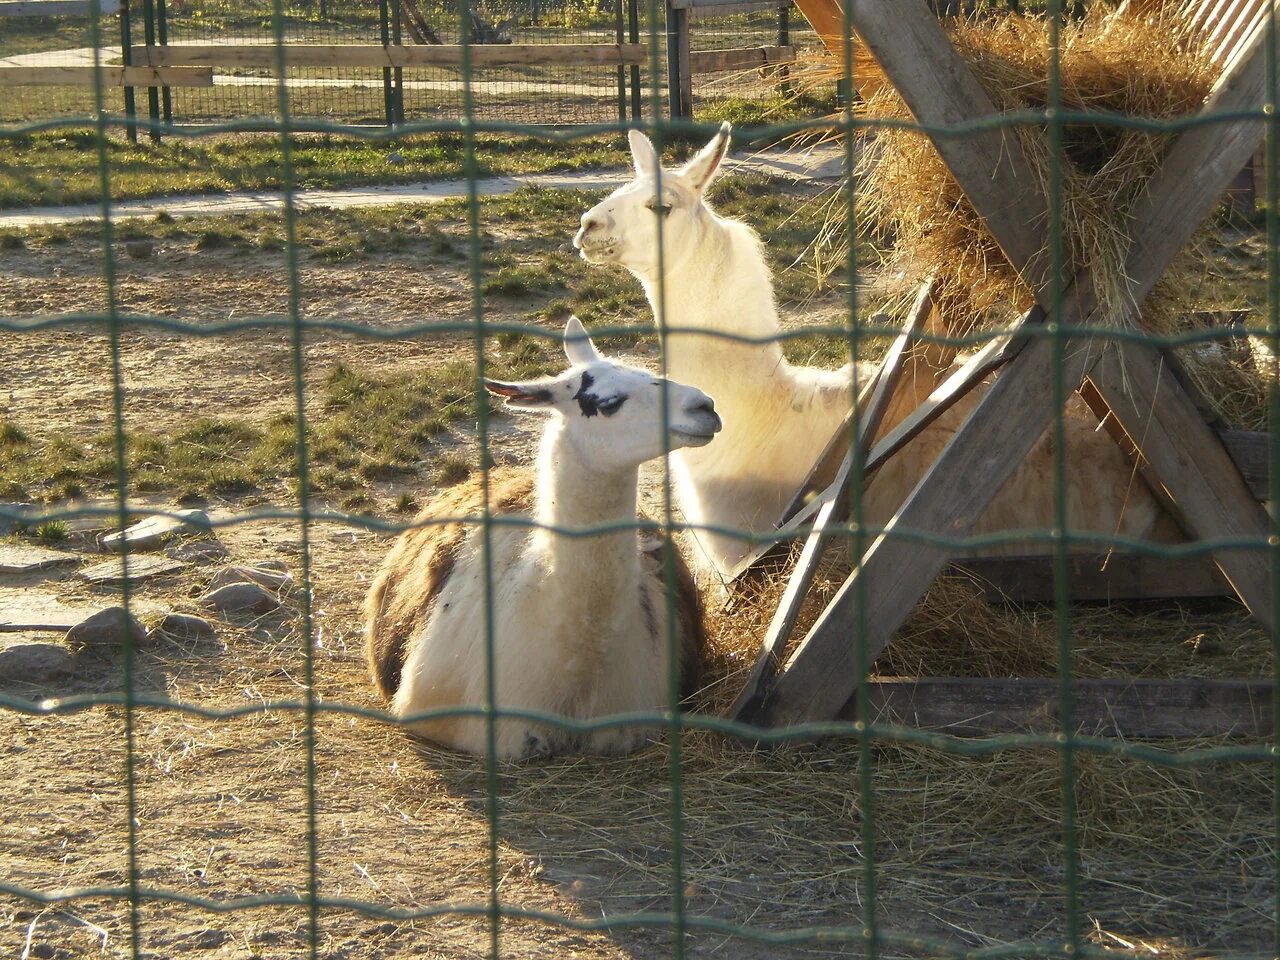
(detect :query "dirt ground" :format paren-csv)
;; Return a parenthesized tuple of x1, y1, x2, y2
(0, 197, 1275, 960)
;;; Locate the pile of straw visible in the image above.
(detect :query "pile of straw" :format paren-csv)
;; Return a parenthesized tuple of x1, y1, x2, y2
(823, 11, 1222, 337)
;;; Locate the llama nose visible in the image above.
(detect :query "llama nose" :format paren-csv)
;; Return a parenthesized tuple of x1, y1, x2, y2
(576, 211, 609, 245)
(689, 396, 721, 430)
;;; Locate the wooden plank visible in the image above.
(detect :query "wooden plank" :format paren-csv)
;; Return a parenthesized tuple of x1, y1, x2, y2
(1089, 344, 1275, 626)
(862, 320, 1030, 476)
(951, 553, 1231, 602)
(1219, 428, 1271, 499)
(866, 677, 1272, 738)
(0, 0, 119, 14)
(0, 66, 212, 87)
(730, 290, 933, 714)
(688, 46, 795, 74)
(133, 43, 648, 69)
(737, 26, 1277, 728)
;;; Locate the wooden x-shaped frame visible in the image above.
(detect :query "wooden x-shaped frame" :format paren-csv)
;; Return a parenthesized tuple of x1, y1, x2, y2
(732, 0, 1278, 727)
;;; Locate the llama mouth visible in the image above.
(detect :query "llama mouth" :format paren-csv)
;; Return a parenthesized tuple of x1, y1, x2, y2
(671, 430, 716, 448)
(578, 240, 619, 261)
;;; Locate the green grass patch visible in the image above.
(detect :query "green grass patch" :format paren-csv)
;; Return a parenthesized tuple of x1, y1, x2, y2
(0, 131, 631, 209)
(0, 349, 556, 504)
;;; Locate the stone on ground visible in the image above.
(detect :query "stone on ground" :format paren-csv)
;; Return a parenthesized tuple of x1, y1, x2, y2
(0, 543, 81, 574)
(200, 582, 281, 618)
(65, 606, 152, 649)
(156, 613, 218, 643)
(205, 564, 294, 595)
(101, 509, 211, 552)
(0, 634, 77, 682)
(0, 590, 96, 632)
(165, 539, 230, 565)
(78, 554, 186, 586)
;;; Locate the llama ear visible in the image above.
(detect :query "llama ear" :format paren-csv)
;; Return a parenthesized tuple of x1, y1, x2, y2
(628, 129, 659, 178)
(484, 379, 555, 410)
(680, 121, 731, 194)
(562, 315, 600, 366)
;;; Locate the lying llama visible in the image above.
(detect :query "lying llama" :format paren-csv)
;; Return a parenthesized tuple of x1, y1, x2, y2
(574, 123, 1175, 569)
(574, 122, 855, 575)
(363, 317, 720, 760)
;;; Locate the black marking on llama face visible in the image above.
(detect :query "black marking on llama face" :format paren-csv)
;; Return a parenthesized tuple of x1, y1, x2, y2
(573, 372, 600, 417)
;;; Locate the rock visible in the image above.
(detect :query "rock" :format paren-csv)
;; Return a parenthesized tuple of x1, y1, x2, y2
(0, 543, 80, 575)
(200, 582, 281, 618)
(65, 606, 152, 650)
(156, 613, 217, 643)
(180, 928, 229, 949)
(125, 239, 154, 260)
(165, 539, 229, 565)
(0, 635, 77, 682)
(78, 554, 185, 586)
(205, 564, 293, 595)
(386, 150, 405, 165)
(255, 559, 289, 573)
(101, 509, 211, 552)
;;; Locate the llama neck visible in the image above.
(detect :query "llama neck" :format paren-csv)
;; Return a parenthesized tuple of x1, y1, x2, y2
(640, 214, 787, 390)
(532, 422, 641, 603)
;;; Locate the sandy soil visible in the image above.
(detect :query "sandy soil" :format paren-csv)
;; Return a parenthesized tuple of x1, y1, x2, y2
(0, 213, 1274, 960)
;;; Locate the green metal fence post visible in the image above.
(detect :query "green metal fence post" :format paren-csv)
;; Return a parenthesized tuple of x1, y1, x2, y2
(156, 0, 172, 125)
(392, 0, 405, 124)
(119, 0, 139, 144)
(628, 0, 641, 119)
(616, 0, 628, 122)
(141, 0, 161, 143)
(379, 0, 395, 129)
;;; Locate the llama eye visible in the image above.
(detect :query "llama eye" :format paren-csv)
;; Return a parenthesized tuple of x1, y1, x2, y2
(645, 200, 673, 216)
(597, 396, 626, 416)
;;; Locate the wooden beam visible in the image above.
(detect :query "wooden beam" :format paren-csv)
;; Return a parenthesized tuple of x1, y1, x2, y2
(1090, 344, 1275, 627)
(736, 24, 1278, 728)
(688, 45, 795, 74)
(132, 43, 648, 69)
(0, 66, 212, 87)
(1219, 428, 1271, 500)
(951, 553, 1231, 602)
(867, 677, 1272, 738)
(730, 287, 933, 716)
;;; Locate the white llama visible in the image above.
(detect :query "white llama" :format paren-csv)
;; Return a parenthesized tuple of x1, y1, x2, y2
(363, 317, 720, 760)
(574, 122, 855, 575)
(574, 123, 1175, 571)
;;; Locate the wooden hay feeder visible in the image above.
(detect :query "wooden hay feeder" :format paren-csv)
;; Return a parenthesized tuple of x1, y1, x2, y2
(728, 0, 1279, 740)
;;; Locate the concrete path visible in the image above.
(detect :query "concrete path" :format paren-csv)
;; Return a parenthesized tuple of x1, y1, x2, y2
(0, 144, 846, 229)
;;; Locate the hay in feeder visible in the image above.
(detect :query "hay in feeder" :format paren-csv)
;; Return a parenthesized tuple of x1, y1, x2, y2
(808, 11, 1223, 337)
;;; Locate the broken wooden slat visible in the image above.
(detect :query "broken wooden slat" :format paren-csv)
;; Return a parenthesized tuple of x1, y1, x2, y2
(950, 552, 1231, 602)
(866, 677, 1271, 738)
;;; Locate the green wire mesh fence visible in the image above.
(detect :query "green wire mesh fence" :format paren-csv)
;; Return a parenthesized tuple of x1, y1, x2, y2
(0, 0, 1278, 957)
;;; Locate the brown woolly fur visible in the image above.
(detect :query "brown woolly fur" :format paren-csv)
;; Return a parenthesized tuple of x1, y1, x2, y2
(363, 470, 535, 700)
(813, 11, 1219, 335)
(364, 469, 706, 704)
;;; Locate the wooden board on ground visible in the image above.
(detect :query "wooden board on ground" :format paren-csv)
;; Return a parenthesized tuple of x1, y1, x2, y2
(133, 43, 647, 69)
(78, 554, 185, 586)
(0, 66, 213, 87)
(951, 553, 1232, 603)
(867, 677, 1272, 738)
(0, 544, 81, 575)
(688, 46, 795, 73)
